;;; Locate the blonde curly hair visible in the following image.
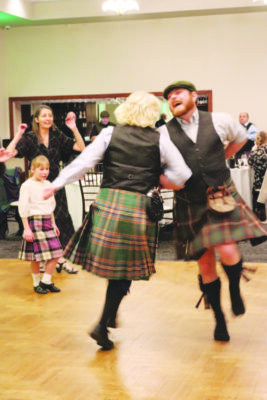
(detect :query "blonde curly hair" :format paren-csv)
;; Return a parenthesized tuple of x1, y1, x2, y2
(114, 91, 160, 127)
(255, 131, 267, 147)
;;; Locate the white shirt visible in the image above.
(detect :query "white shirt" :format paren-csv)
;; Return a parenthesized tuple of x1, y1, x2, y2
(18, 178, 56, 218)
(52, 126, 192, 190)
(158, 110, 247, 144)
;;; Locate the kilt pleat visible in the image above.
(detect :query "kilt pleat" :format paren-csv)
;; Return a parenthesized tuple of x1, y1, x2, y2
(174, 178, 267, 260)
(63, 188, 158, 280)
(19, 215, 63, 261)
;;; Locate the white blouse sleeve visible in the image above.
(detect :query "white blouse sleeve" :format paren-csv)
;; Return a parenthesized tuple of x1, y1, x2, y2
(52, 126, 113, 189)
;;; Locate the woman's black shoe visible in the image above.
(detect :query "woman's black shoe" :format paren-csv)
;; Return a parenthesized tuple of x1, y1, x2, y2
(39, 281, 61, 293)
(90, 324, 114, 350)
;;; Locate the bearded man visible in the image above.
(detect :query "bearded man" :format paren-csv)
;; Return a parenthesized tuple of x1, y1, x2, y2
(158, 81, 267, 342)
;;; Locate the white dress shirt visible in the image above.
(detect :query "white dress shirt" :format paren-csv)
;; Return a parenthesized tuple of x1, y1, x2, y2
(158, 110, 247, 145)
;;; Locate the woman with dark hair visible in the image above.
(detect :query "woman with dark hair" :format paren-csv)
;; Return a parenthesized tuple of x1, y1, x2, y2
(44, 91, 192, 350)
(6, 104, 85, 273)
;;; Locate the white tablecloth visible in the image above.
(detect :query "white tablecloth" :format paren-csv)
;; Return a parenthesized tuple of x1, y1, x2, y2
(65, 182, 83, 230)
(230, 167, 253, 209)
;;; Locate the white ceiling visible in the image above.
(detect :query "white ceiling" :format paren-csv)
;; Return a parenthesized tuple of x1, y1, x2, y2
(1, 0, 267, 27)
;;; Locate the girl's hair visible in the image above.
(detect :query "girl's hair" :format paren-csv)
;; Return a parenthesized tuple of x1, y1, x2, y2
(32, 104, 57, 143)
(255, 131, 267, 147)
(29, 155, 49, 177)
(114, 91, 160, 127)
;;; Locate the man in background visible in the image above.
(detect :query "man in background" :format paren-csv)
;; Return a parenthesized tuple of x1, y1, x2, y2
(235, 112, 258, 160)
(90, 110, 116, 142)
(155, 113, 167, 128)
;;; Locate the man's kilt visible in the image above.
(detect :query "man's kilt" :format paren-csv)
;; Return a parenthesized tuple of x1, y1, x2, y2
(63, 188, 159, 280)
(173, 178, 267, 260)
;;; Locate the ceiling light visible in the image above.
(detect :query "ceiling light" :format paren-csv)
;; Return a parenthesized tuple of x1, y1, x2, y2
(102, 0, 139, 15)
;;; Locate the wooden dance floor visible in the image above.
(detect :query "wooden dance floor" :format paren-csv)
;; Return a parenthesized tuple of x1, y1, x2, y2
(1, 259, 267, 400)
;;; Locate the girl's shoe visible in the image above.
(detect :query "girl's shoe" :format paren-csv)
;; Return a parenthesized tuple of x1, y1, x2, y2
(39, 281, 61, 293)
(34, 284, 48, 294)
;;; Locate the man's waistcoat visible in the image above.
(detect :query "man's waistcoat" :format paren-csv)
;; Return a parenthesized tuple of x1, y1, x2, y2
(166, 111, 230, 201)
(101, 125, 161, 194)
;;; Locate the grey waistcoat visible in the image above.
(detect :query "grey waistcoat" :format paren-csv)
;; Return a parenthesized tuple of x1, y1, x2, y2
(166, 111, 230, 201)
(101, 125, 161, 194)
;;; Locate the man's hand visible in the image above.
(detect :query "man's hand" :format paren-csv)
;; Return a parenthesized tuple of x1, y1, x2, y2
(159, 174, 184, 190)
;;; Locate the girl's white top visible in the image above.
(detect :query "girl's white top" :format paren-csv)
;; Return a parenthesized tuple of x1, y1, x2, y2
(18, 178, 56, 218)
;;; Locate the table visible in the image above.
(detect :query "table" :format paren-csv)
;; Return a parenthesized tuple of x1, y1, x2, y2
(230, 167, 253, 209)
(65, 182, 83, 230)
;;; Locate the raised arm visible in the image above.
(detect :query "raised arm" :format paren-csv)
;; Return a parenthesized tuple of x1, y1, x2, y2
(6, 123, 28, 156)
(65, 115, 85, 152)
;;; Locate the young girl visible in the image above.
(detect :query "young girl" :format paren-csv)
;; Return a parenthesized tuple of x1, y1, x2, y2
(18, 155, 62, 294)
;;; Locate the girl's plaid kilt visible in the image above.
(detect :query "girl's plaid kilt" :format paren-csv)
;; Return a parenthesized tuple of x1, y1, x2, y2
(19, 215, 63, 261)
(63, 188, 158, 280)
(174, 178, 267, 260)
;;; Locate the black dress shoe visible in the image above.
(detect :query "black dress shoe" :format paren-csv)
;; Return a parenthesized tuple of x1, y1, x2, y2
(39, 281, 61, 293)
(34, 284, 48, 294)
(90, 324, 114, 350)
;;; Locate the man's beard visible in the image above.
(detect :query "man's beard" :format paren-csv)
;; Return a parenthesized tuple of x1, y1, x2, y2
(170, 97, 195, 117)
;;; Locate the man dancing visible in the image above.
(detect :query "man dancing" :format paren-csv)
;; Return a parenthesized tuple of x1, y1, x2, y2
(158, 81, 267, 341)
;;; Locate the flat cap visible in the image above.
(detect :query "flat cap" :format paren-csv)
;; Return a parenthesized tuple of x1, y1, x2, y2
(163, 80, 197, 100)
(100, 110, 110, 118)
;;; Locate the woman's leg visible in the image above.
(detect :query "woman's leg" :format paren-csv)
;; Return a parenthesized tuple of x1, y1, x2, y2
(90, 279, 132, 350)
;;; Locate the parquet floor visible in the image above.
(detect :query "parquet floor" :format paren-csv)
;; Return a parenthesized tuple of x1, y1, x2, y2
(1, 259, 267, 400)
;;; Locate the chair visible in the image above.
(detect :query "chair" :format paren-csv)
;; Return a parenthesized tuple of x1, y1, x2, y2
(79, 167, 103, 220)
(160, 189, 174, 224)
(0, 167, 25, 239)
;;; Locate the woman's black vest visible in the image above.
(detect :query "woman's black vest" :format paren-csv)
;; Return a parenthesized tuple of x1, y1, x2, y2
(166, 111, 230, 201)
(101, 125, 161, 194)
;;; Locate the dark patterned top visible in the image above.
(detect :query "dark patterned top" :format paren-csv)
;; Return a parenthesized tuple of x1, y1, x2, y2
(248, 145, 267, 190)
(15, 129, 75, 181)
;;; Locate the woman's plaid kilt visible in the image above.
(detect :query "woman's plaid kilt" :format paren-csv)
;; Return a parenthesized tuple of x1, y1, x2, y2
(174, 178, 267, 260)
(63, 188, 158, 280)
(19, 215, 63, 261)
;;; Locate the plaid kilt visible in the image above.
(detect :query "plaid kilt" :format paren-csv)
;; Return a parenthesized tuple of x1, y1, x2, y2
(174, 178, 267, 260)
(63, 188, 158, 280)
(19, 215, 63, 261)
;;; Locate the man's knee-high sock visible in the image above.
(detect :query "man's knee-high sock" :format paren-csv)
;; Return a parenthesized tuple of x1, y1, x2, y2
(221, 259, 245, 316)
(203, 278, 230, 342)
(99, 280, 131, 327)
